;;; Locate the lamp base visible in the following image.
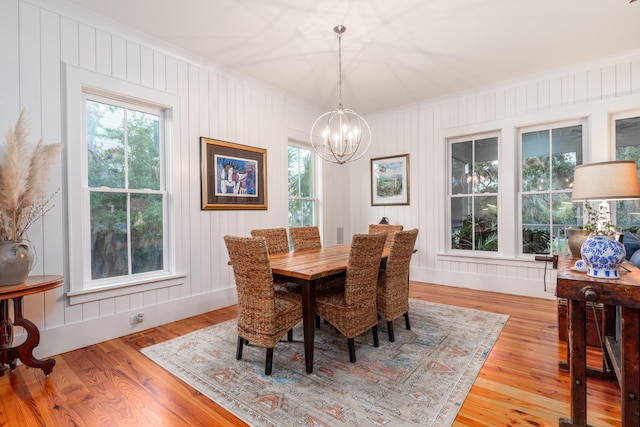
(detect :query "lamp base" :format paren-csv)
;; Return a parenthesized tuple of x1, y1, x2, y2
(581, 236, 625, 280)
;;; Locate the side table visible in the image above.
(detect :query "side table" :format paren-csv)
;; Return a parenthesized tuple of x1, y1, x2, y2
(0, 275, 64, 376)
(556, 254, 639, 426)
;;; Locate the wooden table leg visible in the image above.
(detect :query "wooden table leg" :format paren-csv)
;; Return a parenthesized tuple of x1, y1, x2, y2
(0, 300, 13, 376)
(300, 282, 316, 374)
(560, 299, 588, 427)
(620, 307, 640, 426)
(5, 297, 56, 375)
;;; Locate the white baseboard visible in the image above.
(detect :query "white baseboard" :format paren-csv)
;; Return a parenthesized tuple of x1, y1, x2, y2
(410, 267, 557, 300)
(32, 288, 238, 360)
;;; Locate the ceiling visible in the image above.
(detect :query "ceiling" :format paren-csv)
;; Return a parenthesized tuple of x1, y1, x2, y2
(63, 0, 640, 114)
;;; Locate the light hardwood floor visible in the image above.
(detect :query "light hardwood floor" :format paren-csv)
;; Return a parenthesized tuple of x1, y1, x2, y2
(0, 282, 622, 426)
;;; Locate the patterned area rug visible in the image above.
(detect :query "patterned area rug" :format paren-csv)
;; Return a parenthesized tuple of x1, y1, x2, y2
(141, 299, 508, 426)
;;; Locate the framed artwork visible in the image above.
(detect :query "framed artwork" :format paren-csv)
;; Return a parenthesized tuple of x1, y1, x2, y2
(371, 154, 410, 206)
(200, 137, 267, 210)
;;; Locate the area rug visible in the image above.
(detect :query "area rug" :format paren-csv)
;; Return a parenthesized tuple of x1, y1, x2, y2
(141, 299, 508, 426)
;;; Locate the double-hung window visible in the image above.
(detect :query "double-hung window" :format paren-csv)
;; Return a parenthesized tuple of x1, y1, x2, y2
(85, 95, 166, 281)
(520, 122, 584, 255)
(288, 145, 316, 227)
(614, 112, 640, 232)
(449, 134, 499, 252)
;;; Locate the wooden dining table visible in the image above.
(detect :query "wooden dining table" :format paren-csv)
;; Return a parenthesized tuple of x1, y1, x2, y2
(269, 244, 389, 374)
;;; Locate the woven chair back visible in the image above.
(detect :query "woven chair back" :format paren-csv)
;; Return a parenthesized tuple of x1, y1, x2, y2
(290, 226, 322, 252)
(378, 228, 418, 319)
(250, 228, 290, 254)
(344, 232, 387, 306)
(368, 224, 404, 248)
(224, 236, 276, 335)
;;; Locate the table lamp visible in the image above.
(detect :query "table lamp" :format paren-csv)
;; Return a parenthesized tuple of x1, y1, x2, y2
(571, 160, 640, 278)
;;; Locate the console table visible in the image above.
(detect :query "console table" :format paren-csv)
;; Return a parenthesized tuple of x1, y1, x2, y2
(0, 275, 64, 376)
(556, 254, 639, 426)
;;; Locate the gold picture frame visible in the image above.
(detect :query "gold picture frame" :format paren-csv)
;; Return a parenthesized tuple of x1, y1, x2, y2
(200, 137, 267, 210)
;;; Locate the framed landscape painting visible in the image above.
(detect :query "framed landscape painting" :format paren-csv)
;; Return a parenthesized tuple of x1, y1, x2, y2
(371, 154, 410, 206)
(200, 137, 267, 210)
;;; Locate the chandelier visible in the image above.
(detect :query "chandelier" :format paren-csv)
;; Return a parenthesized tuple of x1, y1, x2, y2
(310, 25, 371, 165)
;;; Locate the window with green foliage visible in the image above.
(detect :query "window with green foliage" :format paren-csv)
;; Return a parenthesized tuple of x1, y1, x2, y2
(450, 135, 499, 252)
(85, 95, 166, 281)
(520, 123, 583, 255)
(288, 145, 316, 227)
(615, 113, 640, 233)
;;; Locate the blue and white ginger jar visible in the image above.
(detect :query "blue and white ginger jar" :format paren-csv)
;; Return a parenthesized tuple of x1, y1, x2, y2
(580, 235, 625, 279)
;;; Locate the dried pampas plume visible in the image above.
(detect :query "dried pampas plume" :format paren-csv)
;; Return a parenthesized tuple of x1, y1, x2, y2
(0, 109, 61, 241)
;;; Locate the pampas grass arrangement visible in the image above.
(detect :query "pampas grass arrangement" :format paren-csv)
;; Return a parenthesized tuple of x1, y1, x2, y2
(0, 109, 61, 241)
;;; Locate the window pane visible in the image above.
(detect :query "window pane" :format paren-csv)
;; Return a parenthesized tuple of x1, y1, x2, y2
(131, 193, 163, 274)
(522, 130, 550, 192)
(302, 199, 315, 226)
(474, 196, 498, 251)
(551, 125, 582, 191)
(288, 146, 300, 197)
(474, 137, 498, 194)
(299, 148, 313, 198)
(87, 100, 125, 188)
(552, 193, 578, 227)
(289, 199, 302, 227)
(128, 110, 160, 190)
(451, 141, 472, 195)
(451, 196, 472, 250)
(90, 191, 128, 279)
(522, 193, 551, 254)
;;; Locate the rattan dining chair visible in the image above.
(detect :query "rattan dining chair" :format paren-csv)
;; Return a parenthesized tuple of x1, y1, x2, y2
(377, 228, 418, 342)
(290, 226, 322, 252)
(368, 224, 404, 248)
(315, 232, 387, 363)
(250, 227, 290, 254)
(224, 235, 303, 375)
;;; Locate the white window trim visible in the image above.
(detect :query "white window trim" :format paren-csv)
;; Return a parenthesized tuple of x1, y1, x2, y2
(63, 64, 185, 304)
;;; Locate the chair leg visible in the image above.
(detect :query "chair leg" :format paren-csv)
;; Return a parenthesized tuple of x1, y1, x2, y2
(265, 347, 274, 375)
(287, 329, 293, 341)
(404, 312, 411, 330)
(316, 315, 321, 328)
(236, 336, 244, 360)
(387, 320, 395, 342)
(373, 325, 379, 347)
(348, 338, 356, 363)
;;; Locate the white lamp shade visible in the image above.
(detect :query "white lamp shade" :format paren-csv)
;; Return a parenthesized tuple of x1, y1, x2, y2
(571, 160, 640, 201)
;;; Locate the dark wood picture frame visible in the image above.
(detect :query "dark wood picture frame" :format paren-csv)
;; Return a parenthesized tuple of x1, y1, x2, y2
(200, 137, 267, 210)
(371, 154, 410, 206)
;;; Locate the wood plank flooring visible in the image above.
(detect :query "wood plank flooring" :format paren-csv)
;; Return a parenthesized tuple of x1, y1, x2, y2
(0, 282, 622, 426)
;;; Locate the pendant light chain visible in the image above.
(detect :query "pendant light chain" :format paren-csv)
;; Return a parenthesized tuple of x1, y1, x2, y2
(337, 26, 343, 109)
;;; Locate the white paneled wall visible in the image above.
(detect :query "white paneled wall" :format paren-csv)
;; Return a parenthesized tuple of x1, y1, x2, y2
(352, 50, 640, 300)
(2, 0, 326, 358)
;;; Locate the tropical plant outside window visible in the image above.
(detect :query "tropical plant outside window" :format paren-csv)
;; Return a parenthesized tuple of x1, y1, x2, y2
(450, 135, 499, 252)
(520, 123, 583, 255)
(86, 96, 165, 281)
(288, 145, 315, 227)
(615, 114, 640, 233)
